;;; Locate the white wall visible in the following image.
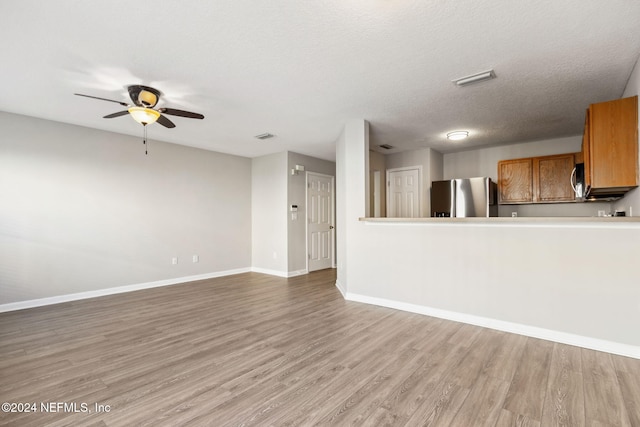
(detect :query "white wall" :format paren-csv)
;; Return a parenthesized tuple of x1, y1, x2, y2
(348, 221, 640, 353)
(251, 152, 288, 275)
(335, 120, 369, 295)
(444, 136, 612, 217)
(0, 112, 252, 305)
(614, 53, 640, 216)
(287, 152, 336, 273)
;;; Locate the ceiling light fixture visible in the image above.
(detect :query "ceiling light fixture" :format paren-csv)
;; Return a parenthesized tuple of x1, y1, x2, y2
(453, 70, 496, 87)
(255, 133, 275, 140)
(128, 107, 160, 125)
(127, 107, 161, 155)
(447, 131, 469, 141)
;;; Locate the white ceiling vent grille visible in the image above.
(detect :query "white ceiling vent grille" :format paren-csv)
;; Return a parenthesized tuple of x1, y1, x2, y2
(254, 133, 275, 140)
(453, 70, 496, 87)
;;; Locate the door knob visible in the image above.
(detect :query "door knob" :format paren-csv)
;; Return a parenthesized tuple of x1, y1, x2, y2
(329, 225, 334, 229)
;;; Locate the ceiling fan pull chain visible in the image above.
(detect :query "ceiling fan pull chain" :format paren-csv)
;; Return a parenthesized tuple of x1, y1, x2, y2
(143, 124, 148, 155)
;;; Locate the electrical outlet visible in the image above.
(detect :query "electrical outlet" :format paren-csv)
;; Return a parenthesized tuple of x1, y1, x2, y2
(598, 210, 605, 217)
(192, 255, 199, 263)
(172, 257, 178, 265)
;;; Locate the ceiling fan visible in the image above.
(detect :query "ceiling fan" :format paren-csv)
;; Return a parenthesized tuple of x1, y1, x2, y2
(75, 84, 204, 128)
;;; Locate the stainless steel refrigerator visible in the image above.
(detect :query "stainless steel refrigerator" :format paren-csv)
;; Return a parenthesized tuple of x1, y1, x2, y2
(431, 177, 498, 217)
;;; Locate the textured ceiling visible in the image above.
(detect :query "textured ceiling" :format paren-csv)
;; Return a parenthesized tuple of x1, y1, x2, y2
(1, 1, 639, 161)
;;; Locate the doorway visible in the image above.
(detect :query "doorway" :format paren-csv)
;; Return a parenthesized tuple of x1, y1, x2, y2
(387, 166, 422, 218)
(307, 172, 335, 272)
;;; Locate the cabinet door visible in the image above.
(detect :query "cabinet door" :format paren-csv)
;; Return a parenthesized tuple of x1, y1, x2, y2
(498, 158, 533, 204)
(582, 110, 592, 190)
(589, 96, 638, 189)
(534, 154, 575, 202)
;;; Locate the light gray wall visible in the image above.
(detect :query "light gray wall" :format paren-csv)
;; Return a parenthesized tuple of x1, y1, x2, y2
(335, 128, 348, 293)
(0, 112, 252, 305)
(287, 152, 336, 273)
(614, 53, 640, 217)
(251, 152, 288, 274)
(444, 136, 611, 217)
(444, 135, 582, 181)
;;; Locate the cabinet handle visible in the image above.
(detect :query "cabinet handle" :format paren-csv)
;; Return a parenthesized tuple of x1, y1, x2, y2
(570, 167, 577, 194)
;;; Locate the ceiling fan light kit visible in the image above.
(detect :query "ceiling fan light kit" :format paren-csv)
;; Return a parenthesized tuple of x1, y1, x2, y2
(128, 107, 161, 125)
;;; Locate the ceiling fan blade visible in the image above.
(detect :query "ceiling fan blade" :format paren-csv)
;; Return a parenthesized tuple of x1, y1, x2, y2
(158, 108, 204, 119)
(103, 110, 130, 119)
(75, 93, 129, 107)
(157, 114, 176, 128)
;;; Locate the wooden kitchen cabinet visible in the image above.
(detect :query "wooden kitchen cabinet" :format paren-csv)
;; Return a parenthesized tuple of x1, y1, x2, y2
(498, 153, 575, 204)
(533, 154, 576, 202)
(498, 158, 533, 203)
(582, 95, 638, 196)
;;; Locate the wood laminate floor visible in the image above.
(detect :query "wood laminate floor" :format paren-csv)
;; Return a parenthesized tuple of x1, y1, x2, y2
(1, 269, 638, 426)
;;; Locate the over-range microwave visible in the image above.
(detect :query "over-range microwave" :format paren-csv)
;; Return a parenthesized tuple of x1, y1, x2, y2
(571, 163, 625, 201)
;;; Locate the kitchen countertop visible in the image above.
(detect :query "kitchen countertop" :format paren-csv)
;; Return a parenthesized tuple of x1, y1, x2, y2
(359, 216, 640, 227)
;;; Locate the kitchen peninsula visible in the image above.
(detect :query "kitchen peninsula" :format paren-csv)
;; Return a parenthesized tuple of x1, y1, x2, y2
(336, 119, 640, 362)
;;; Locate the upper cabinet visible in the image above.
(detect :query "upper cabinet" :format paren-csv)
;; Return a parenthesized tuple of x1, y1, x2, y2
(534, 154, 576, 202)
(498, 153, 575, 204)
(498, 158, 532, 204)
(583, 95, 638, 196)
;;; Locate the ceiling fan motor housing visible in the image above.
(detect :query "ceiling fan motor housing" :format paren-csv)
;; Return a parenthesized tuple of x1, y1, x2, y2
(128, 85, 161, 108)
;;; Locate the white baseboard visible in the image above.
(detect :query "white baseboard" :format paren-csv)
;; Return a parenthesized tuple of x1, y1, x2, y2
(250, 267, 308, 278)
(287, 269, 309, 277)
(0, 267, 317, 313)
(345, 292, 639, 360)
(0, 268, 251, 313)
(335, 279, 346, 298)
(250, 267, 288, 277)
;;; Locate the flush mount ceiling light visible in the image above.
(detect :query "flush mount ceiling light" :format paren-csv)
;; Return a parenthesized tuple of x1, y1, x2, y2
(128, 107, 161, 125)
(255, 133, 275, 140)
(447, 131, 469, 141)
(452, 69, 496, 87)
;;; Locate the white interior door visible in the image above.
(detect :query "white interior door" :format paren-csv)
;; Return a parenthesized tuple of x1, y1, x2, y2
(387, 167, 421, 218)
(307, 173, 334, 272)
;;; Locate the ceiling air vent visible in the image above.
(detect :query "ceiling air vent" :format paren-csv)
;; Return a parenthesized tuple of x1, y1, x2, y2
(254, 133, 275, 140)
(378, 144, 394, 150)
(452, 69, 496, 87)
